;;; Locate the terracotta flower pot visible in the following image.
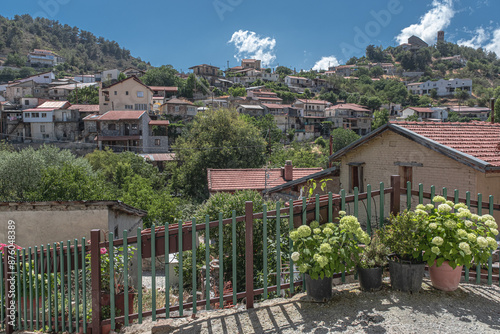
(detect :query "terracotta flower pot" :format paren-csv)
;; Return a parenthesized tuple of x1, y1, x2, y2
(429, 260, 463, 291)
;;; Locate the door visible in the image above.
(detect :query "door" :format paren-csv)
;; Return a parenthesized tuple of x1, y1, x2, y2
(124, 124, 130, 135)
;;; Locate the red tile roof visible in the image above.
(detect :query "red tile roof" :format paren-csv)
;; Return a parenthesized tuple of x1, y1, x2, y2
(98, 110, 146, 121)
(207, 167, 323, 192)
(256, 96, 283, 101)
(407, 107, 433, 113)
(165, 98, 194, 105)
(394, 122, 500, 167)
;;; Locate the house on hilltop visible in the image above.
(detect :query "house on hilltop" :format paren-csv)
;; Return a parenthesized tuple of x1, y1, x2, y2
(99, 76, 153, 114)
(328, 121, 500, 220)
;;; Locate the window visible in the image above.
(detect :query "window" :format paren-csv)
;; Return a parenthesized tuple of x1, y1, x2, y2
(137, 91, 144, 98)
(41, 113, 47, 118)
(54, 89, 58, 94)
(126, 91, 129, 95)
(40, 125, 45, 133)
(42, 134, 49, 139)
(125, 105, 133, 110)
(108, 124, 116, 130)
(24, 100, 29, 105)
(131, 124, 138, 130)
(399, 166, 413, 189)
(114, 91, 117, 95)
(154, 139, 161, 146)
(134, 104, 147, 110)
(32, 113, 39, 118)
(348, 163, 364, 192)
(175, 106, 180, 112)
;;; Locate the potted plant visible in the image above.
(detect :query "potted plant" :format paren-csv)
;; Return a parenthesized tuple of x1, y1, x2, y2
(86, 243, 137, 319)
(357, 231, 389, 292)
(381, 210, 426, 292)
(290, 212, 369, 302)
(418, 197, 499, 291)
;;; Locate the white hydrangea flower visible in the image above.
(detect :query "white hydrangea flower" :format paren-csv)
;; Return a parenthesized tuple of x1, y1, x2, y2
(432, 236, 444, 246)
(433, 196, 446, 203)
(291, 252, 300, 262)
(477, 237, 488, 248)
(445, 200, 455, 207)
(431, 246, 440, 254)
(429, 223, 438, 230)
(491, 228, 499, 236)
(425, 204, 435, 211)
(438, 204, 452, 213)
(465, 220, 473, 228)
(416, 204, 426, 210)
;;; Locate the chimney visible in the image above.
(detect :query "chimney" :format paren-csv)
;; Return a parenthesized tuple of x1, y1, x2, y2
(284, 160, 293, 181)
(491, 98, 496, 124)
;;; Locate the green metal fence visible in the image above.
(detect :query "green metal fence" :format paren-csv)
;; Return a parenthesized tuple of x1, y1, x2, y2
(2, 175, 499, 334)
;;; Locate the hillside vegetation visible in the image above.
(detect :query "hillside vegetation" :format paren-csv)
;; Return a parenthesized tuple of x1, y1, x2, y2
(0, 14, 149, 74)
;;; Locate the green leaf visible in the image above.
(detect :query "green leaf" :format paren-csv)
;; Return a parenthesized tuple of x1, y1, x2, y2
(436, 257, 445, 267)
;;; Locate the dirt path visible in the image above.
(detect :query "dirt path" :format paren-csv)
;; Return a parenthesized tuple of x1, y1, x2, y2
(122, 279, 500, 334)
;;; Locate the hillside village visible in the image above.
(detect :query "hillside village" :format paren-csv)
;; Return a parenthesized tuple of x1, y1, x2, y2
(1, 7, 500, 334)
(1, 31, 497, 154)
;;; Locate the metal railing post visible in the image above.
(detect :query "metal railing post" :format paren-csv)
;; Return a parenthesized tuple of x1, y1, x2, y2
(90, 230, 102, 334)
(245, 201, 254, 309)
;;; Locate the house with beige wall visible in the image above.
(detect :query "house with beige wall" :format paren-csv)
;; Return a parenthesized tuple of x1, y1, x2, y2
(99, 76, 154, 114)
(0, 201, 146, 248)
(329, 121, 500, 222)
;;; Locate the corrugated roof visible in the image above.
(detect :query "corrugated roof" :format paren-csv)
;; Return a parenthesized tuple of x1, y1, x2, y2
(69, 104, 99, 112)
(139, 153, 176, 162)
(98, 110, 146, 121)
(407, 107, 434, 113)
(165, 98, 194, 105)
(23, 108, 54, 112)
(148, 86, 178, 92)
(208, 167, 323, 192)
(149, 120, 170, 126)
(238, 105, 265, 110)
(38, 101, 71, 109)
(326, 103, 370, 112)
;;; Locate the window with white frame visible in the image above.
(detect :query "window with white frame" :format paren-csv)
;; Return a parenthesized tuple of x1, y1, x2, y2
(40, 125, 45, 133)
(154, 139, 161, 146)
(137, 91, 144, 98)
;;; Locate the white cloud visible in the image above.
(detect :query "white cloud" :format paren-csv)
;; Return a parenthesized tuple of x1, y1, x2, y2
(312, 56, 340, 71)
(458, 27, 489, 48)
(396, 0, 455, 45)
(485, 28, 500, 56)
(228, 30, 276, 67)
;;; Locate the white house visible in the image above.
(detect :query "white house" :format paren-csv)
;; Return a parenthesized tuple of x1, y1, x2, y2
(17, 71, 55, 85)
(407, 79, 472, 97)
(401, 107, 448, 121)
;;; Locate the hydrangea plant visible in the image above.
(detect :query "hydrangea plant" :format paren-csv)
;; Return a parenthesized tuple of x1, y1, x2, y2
(418, 196, 498, 268)
(290, 212, 369, 280)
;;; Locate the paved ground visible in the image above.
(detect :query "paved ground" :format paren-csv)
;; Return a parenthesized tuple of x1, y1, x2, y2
(121, 278, 500, 334)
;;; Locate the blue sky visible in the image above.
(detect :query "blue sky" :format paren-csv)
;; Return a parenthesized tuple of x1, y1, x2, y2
(2, 0, 500, 71)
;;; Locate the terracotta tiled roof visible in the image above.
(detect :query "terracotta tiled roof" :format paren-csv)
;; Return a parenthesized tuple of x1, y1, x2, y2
(165, 98, 194, 105)
(69, 104, 99, 112)
(207, 167, 323, 192)
(394, 122, 500, 167)
(287, 76, 308, 80)
(256, 96, 283, 101)
(408, 107, 433, 113)
(98, 110, 146, 121)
